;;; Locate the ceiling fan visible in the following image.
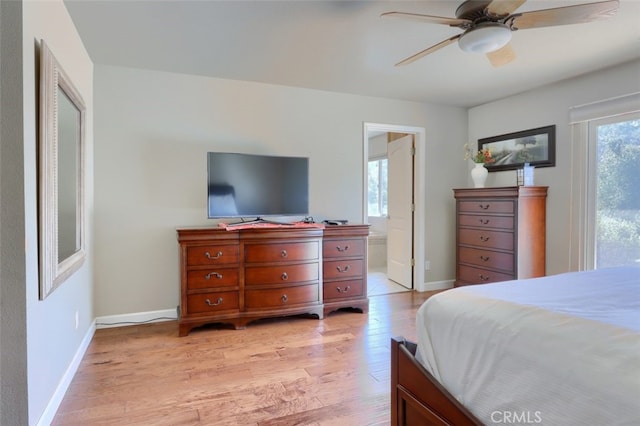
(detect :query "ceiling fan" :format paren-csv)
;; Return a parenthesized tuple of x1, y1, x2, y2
(382, 0, 619, 67)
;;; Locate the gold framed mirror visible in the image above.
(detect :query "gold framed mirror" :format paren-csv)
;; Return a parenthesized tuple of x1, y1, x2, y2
(38, 40, 86, 299)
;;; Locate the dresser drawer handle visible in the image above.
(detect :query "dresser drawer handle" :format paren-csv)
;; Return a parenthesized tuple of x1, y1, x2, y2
(205, 297, 223, 307)
(204, 251, 223, 260)
(281, 294, 288, 303)
(479, 204, 490, 210)
(336, 265, 351, 273)
(478, 274, 490, 281)
(479, 235, 490, 242)
(281, 272, 288, 281)
(336, 245, 350, 252)
(281, 250, 288, 258)
(337, 285, 351, 293)
(479, 256, 490, 262)
(205, 272, 223, 280)
(479, 219, 490, 225)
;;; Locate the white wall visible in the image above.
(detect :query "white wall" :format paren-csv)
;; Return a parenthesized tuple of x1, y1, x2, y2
(1, 1, 28, 424)
(469, 59, 640, 276)
(22, 1, 94, 424)
(93, 65, 468, 318)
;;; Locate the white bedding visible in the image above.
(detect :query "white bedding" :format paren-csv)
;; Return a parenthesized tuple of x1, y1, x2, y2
(415, 266, 640, 425)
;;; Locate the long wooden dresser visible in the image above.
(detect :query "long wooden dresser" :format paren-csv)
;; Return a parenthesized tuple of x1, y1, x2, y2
(453, 186, 548, 287)
(177, 224, 369, 336)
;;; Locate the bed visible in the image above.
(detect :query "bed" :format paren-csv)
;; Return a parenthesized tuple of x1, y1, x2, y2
(391, 266, 640, 425)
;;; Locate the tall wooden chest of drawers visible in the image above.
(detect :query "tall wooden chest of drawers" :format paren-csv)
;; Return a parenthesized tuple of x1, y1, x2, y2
(322, 225, 369, 315)
(453, 186, 548, 286)
(177, 227, 323, 336)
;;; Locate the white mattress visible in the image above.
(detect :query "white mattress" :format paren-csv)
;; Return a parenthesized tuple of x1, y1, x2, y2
(415, 266, 640, 425)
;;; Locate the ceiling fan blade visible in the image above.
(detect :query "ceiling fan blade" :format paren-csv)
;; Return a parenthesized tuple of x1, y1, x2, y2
(381, 11, 470, 27)
(486, 0, 527, 17)
(395, 35, 461, 66)
(486, 43, 516, 67)
(511, 0, 619, 30)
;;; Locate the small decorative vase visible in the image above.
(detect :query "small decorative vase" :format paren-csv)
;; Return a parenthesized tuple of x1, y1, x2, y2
(470, 162, 488, 188)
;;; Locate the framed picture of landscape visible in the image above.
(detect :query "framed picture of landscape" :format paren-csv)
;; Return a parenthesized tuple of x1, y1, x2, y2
(479, 125, 556, 172)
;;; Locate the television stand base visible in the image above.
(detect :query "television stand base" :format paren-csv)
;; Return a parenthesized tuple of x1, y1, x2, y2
(224, 217, 294, 227)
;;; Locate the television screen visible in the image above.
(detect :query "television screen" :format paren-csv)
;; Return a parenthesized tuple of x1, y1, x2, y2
(207, 152, 309, 219)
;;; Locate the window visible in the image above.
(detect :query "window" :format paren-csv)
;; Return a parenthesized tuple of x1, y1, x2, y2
(570, 94, 640, 270)
(368, 158, 388, 217)
(592, 115, 640, 268)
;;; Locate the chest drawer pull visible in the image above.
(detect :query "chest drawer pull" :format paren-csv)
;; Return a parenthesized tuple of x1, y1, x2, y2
(479, 219, 490, 225)
(479, 203, 490, 210)
(205, 272, 223, 280)
(336, 265, 351, 273)
(479, 256, 490, 262)
(281, 272, 288, 280)
(204, 251, 223, 260)
(479, 235, 490, 242)
(336, 285, 351, 293)
(336, 245, 350, 252)
(281, 294, 288, 303)
(281, 250, 288, 258)
(205, 297, 223, 307)
(478, 274, 490, 281)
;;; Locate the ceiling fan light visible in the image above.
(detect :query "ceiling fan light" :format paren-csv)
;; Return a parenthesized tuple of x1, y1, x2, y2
(458, 23, 512, 54)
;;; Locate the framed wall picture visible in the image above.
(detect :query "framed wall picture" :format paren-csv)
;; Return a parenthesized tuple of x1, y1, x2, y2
(479, 125, 556, 172)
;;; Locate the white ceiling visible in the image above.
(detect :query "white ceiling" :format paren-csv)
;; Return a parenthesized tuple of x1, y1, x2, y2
(64, 0, 640, 108)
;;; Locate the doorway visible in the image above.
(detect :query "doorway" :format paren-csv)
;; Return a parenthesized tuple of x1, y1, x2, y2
(363, 123, 426, 295)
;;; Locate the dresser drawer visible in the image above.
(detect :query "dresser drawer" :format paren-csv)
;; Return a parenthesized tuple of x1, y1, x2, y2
(323, 238, 365, 259)
(187, 245, 239, 266)
(323, 259, 364, 280)
(186, 268, 239, 290)
(458, 214, 514, 230)
(245, 284, 319, 308)
(244, 241, 319, 263)
(186, 291, 239, 314)
(458, 265, 514, 285)
(458, 200, 515, 215)
(245, 262, 319, 285)
(458, 228, 514, 251)
(459, 246, 514, 273)
(323, 279, 364, 301)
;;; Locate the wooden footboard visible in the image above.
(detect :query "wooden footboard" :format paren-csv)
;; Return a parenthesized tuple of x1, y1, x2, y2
(391, 336, 482, 425)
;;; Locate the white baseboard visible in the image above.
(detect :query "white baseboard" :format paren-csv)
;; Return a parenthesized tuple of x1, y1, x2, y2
(38, 308, 178, 424)
(37, 320, 96, 426)
(95, 308, 178, 329)
(416, 279, 454, 292)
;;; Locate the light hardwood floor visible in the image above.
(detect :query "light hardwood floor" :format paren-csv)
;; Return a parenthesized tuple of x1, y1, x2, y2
(367, 270, 410, 297)
(53, 290, 442, 425)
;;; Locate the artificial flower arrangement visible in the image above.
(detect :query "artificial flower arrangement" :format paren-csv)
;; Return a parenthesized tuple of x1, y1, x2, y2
(464, 143, 495, 164)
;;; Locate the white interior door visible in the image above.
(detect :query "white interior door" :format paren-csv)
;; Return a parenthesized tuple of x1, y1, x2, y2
(387, 135, 414, 288)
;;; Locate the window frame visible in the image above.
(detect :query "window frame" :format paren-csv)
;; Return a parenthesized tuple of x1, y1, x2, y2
(367, 156, 388, 218)
(569, 93, 640, 270)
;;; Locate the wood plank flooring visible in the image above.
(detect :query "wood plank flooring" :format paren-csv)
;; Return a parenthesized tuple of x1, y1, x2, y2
(53, 290, 441, 425)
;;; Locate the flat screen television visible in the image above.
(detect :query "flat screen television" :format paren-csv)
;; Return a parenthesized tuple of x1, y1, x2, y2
(207, 152, 309, 222)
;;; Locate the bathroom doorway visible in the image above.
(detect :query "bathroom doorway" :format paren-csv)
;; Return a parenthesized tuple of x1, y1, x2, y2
(363, 123, 426, 295)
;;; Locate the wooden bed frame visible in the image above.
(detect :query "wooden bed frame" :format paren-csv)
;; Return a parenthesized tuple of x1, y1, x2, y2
(390, 336, 482, 426)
